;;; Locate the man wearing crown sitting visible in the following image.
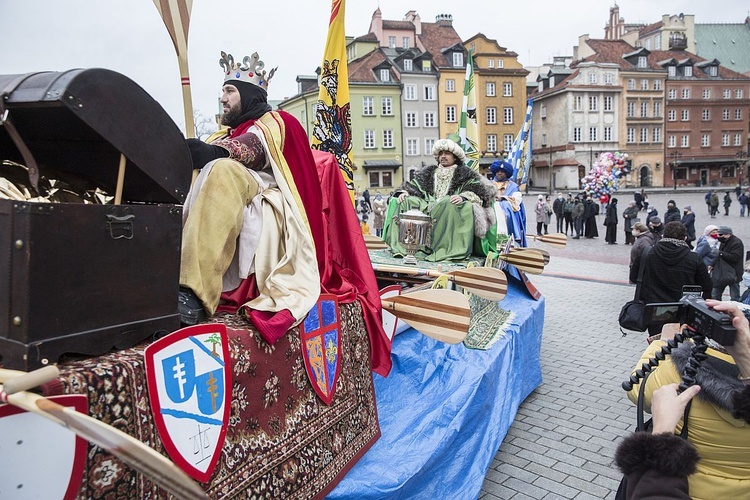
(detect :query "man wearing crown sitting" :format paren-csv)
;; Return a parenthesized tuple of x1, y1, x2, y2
(178, 51, 322, 345)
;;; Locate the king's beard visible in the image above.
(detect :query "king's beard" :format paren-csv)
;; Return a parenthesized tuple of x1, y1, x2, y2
(221, 103, 242, 126)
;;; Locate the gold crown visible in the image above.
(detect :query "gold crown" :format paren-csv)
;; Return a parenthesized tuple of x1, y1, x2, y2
(219, 51, 277, 90)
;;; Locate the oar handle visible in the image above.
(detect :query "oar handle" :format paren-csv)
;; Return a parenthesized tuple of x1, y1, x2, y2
(2, 366, 60, 396)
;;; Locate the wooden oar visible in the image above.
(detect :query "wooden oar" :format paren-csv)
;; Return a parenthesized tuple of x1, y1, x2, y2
(373, 264, 507, 302)
(152, 0, 195, 138)
(494, 248, 546, 274)
(363, 234, 388, 250)
(529, 232, 567, 248)
(0, 366, 59, 394)
(0, 384, 207, 499)
(510, 247, 550, 265)
(381, 289, 470, 344)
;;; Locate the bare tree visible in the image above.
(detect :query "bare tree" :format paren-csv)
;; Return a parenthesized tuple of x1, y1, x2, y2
(193, 109, 218, 141)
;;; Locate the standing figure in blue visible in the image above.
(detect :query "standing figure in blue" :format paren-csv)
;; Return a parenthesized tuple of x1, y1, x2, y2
(491, 160, 527, 247)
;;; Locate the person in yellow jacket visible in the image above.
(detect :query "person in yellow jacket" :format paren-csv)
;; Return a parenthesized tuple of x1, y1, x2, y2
(626, 300, 750, 499)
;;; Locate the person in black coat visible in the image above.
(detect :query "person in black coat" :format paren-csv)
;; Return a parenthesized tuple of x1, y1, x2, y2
(664, 200, 681, 224)
(552, 193, 565, 233)
(604, 198, 618, 244)
(630, 221, 712, 335)
(583, 196, 599, 238)
(681, 206, 696, 249)
(712, 225, 744, 300)
(633, 190, 643, 211)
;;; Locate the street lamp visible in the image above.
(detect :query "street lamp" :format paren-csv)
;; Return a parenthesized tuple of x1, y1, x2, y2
(669, 151, 683, 191)
(737, 149, 750, 188)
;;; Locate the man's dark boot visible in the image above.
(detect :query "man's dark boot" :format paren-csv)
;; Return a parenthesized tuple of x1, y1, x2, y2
(178, 287, 208, 325)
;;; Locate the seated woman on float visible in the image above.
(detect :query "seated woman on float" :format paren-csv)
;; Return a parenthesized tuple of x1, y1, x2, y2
(382, 138, 495, 262)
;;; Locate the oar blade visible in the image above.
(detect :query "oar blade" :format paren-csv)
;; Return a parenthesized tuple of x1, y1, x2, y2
(364, 234, 389, 251)
(533, 233, 567, 248)
(498, 249, 546, 274)
(510, 247, 550, 265)
(381, 289, 470, 344)
(447, 267, 507, 302)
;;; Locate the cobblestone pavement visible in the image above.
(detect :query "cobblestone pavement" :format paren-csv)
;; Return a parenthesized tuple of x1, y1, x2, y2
(479, 188, 749, 499)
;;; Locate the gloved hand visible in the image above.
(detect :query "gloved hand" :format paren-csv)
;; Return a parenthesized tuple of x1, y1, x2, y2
(186, 138, 229, 170)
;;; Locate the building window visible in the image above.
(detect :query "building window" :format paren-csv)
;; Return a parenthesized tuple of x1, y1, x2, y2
(486, 134, 497, 152)
(540, 105, 547, 119)
(604, 126, 612, 141)
(405, 112, 418, 127)
(668, 109, 676, 121)
(380, 69, 390, 82)
(446, 79, 455, 92)
(722, 133, 730, 146)
(681, 135, 690, 147)
(722, 166, 736, 178)
(723, 89, 731, 99)
(488, 59, 494, 68)
(589, 127, 598, 141)
(684, 66, 693, 77)
(424, 111, 436, 128)
(681, 88, 690, 99)
(381, 97, 392, 115)
(422, 60, 431, 72)
(707, 66, 718, 77)
(668, 89, 677, 99)
(445, 105, 456, 122)
(627, 128, 635, 143)
(363, 96, 374, 115)
(735, 133, 743, 146)
(503, 107, 513, 124)
(503, 82, 512, 96)
(382, 129, 394, 148)
(736, 89, 744, 99)
(702, 88, 711, 99)
(405, 84, 417, 100)
(654, 79, 662, 90)
(640, 127, 648, 143)
(503, 134, 514, 151)
(406, 138, 419, 156)
(388, 36, 396, 48)
(702, 109, 710, 121)
(364, 130, 375, 148)
(701, 134, 710, 147)
(655, 36, 662, 50)
(589, 73, 597, 84)
(668, 66, 676, 77)
(723, 108, 730, 120)
(452, 52, 464, 67)
(403, 59, 413, 71)
(653, 101, 662, 117)
(486, 82, 496, 97)
(604, 73, 613, 84)
(681, 109, 689, 121)
(423, 85, 436, 101)
(604, 95, 613, 111)
(425, 138, 435, 154)
(641, 79, 649, 90)
(402, 37, 410, 49)
(641, 101, 648, 117)
(574, 95, 583, 111)
(497, 59, 504, 68)
(735, 108, 743, 120)
(589, 95, 598, 111)
(573, 127, 582, 142)
(486, 107, 497, 124)
(653, 127, 662, 143)
(627, 101, 636, 118)
(369, 170, 393, 188)
(638, 56, 647, 68)
(668, 135, 676, 148)
(627, 79, 636, 90)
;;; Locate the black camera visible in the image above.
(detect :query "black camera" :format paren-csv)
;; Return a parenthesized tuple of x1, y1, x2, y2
(643, 295, 736, 346)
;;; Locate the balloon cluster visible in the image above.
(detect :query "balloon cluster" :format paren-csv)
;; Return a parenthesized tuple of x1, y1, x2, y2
(580, 151, 630, 197)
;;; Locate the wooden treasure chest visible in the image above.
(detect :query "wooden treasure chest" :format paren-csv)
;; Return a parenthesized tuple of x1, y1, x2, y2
(0, 69, 191, 370)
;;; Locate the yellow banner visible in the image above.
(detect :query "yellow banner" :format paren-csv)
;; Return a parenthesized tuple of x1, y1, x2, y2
(311, 0, 355, 204)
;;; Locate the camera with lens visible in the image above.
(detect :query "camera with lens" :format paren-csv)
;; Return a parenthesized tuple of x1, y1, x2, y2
(644, 295, 736, 346)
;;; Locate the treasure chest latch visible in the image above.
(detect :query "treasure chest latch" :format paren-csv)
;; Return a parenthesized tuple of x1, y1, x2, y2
(106, 214, 135, 240)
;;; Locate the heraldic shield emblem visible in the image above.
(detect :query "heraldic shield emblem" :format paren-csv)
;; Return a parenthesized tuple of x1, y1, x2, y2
(144, 323, 231, 482)
(301, 294, 342, 405)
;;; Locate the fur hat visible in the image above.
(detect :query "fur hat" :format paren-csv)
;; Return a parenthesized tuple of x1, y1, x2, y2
(432, 138, 466, 163)
(490, 160, 514, 178)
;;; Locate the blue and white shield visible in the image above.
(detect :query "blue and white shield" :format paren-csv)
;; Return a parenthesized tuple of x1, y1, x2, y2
(145, 323, 231, 482)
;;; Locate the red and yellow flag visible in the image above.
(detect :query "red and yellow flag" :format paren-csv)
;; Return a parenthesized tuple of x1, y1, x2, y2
(311, 0, 355, 204)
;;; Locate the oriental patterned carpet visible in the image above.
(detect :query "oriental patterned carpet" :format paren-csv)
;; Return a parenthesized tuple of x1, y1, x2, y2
(58, 301, 380, 499)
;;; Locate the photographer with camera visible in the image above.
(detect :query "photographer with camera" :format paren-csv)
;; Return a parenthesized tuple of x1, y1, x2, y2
(629, 221, 712, 335)
(624, 300, 750, 499)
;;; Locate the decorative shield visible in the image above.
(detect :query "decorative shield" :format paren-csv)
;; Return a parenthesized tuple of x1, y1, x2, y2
(0, 395, 88, 500)
(301, 294, 342, 405)
(144, 323, 231, 483)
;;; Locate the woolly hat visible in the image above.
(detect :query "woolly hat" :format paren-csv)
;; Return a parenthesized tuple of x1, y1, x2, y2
(649, 217, 662, 226)
(490, 160, 514, 178)
(718, 225, 733, 235)
(684, 205, 692, 211)
(432, 138, 466, 162)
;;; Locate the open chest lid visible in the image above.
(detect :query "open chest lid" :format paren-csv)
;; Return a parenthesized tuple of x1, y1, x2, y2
(0, 69, 191, 204)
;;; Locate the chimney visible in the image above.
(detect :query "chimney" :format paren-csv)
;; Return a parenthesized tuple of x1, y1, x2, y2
(435, 14, 453, 26)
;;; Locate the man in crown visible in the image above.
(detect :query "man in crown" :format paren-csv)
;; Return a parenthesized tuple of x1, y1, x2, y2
(177, 52, 391, 377)
(382, 138, 495, 261)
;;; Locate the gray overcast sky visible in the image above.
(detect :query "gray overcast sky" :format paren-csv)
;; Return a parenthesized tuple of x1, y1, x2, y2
(1, 0, 746, 132)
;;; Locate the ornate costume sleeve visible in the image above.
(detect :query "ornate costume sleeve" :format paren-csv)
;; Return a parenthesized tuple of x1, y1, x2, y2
(459, 190, 482, 205)
(211, 131, 266, 170)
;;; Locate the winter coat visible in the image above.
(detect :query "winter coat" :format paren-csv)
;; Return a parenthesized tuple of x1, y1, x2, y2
(572, 201, 585, 220)
(604, 203, 618, 226)
(710, 193, 720, 208)
(645, 209, 659, 226)
(724, 193, 733, 208)
(534, 200, 549, 224)
(552, 197, 564, 216)
(664, 207, 681, 224)
(681, 212, 696, 242)
(626, 343, 750, 499)
(695, 235, 720, 267)
(716, 234, 745, 283)
(629, 240, 711, 300)
(630, 231, 655, 267)
(622, 206, 638, 232)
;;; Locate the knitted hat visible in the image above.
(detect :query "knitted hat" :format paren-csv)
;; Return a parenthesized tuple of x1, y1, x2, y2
(432, 138, 466, 162)
(684, 205, 692, 211)
(490, 160, 513, 178)
(718, 225, 733, 235)
(649, 217, 662, 226)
